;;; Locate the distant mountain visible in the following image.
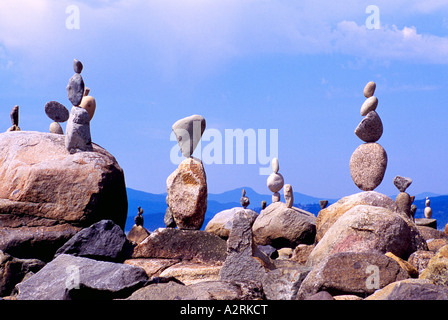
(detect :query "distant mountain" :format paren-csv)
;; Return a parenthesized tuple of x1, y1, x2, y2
(125, 187, 336, 232)
(125, 188, 448, 233)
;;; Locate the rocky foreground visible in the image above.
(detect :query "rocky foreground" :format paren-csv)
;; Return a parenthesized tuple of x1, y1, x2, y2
(1, 190, 448, 300)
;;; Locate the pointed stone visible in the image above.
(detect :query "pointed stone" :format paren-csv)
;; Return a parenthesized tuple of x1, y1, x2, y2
(393, 176, 412, 193)
(172, 115, 206, 158)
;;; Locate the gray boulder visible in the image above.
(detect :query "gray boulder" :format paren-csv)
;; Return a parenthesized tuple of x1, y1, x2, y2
(15, 254, 148, 300)
(55, 220, 132, 262)
(205, 207, 258, 239)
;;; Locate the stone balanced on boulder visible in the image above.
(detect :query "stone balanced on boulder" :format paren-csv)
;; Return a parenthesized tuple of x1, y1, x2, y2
(350, 81, 387, 191)
(6, 105, 21, 132)
(267, 158, 284, 203)
(166, 114, 207, 230)
(45, 101, 69, 134)
(65, 59, 93, 153)
(393, 175, 414, 219)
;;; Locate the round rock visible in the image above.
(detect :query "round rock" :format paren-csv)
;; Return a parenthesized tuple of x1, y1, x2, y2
(44, 101, 70, 122)
(363, 81, 376, 98)
(79, 95, 96, 120)
(354, 110, 383, 142)
(73, 59, 83, 74)
(360, 96, 378, 116)
(267, 172, 284, 193)
(49, 121, 63, 134)
(350, 143, 387, 191)
(67, 73, 85, 106)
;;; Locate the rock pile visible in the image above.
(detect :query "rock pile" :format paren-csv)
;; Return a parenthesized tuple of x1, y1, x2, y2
(350, 81, 387, 191)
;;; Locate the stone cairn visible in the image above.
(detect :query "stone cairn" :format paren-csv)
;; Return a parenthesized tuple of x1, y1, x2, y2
(45, 101, 69, 134)
(240, 189, 250, 209)
(127, 206, 150, 245)
(267, 157, 284, 203)
(65, 59, 94, 153)
(424, 197, 432, 219)
(350, 81, 387, 191)
(166, 114, 207, 230)
(6, 105, 20, 132)
(393, 175, 414, 219)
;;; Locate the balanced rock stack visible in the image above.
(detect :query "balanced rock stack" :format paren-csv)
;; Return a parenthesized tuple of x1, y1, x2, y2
(166, 115, 207, 230)
(45, 101, 69, 134)
(6, 105, 21, 132)
(267, 158, 284, 203)
(393, 175, 414, 218)
(65, 59, 93, 153)
(350, 81, 387, 191)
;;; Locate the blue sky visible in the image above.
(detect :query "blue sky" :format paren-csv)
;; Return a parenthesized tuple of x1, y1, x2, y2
(1, 0, 448, 199)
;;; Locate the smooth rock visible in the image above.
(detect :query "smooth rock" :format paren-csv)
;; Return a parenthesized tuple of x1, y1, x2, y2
(166, 157, 207, 230)
(395, 192, 412, 218)
(307, 205, 427, 267)
(363, 81, 376, 98)
(65, 106, 93, 153)
(252, 202, 316, 248)
(297, 252, 409, 299)
(132, 228, 227, 264)
(315, 191, 397, 242)
(267, 172, 284, 193)
(393, 176, 413, 193)
(365, 278, 448, 300)
(350, 142, 387, 191)
(44, 101, 70, 122)
(272, 192, 280, 203)
(66, 73, 85, 106)
(424, 206, 433, 219)
(15, 254, 148, 300)
(354, 111, 383, 142)
(271, 157, 279, 173)
(49, 121, 63, 134)
(73, 59, 83, 74)
(54, 220, 131, 262)
(10, 105, 19, 126)
(79, 95, 96, 120)
(0, 131, 128, 230)
(172, 114, 206, 158)
(360, 96, 378, 116)
(205, 207, 258, 239)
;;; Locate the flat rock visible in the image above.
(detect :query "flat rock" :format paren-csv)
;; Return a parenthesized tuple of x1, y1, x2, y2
(44, 101, 70, 122)
(159, 261, 222, 285)
(307, 205, 427, 267)
(124, 258, 180, 278)
(66, 73, 85, 106)
(252, 202, 316, 248)
(131, 228, 227, 264)
(0, 131, 127, 233)
(363, 81, 376, 98)
(0, 224, 80, 262)
(350, 142, 387, 191)
(205, 207, 258, 239)
(360, 96, 378, 115)
(415, 218, 437, 229)
(15, 254, 148, 300)
(166, 157, 207, 230)
(354, 111, 383, 142)
(172, 114, 206, 158)
(316, 191, 397, 242)
(297, 252, 409, 299)
(54, 220, 131, 262)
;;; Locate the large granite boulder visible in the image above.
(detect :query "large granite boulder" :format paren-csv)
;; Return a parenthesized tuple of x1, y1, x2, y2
(0, 131, 128, 260)
(252, 202, 316, 248)
(307, 204, 427, 266)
